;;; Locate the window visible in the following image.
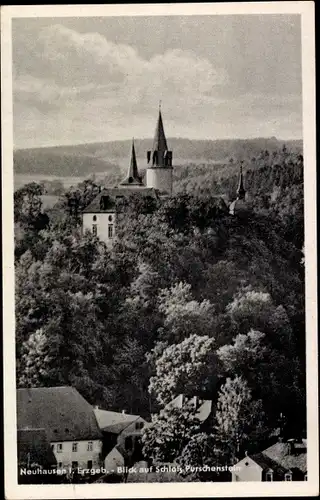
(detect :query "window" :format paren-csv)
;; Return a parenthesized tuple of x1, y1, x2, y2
(265, 471, 273, 481)
(285, 473, 292, 481)
(92, 224, 97, 236)
(135, 421, 144, 430)
(87, 441, 93, 452)
(93, 215, 97, 221)
(71, 461, 78, 469)
(108, 224, 114, 239)
(72, 442, 78, 452)
(51, 444, 54, 450)
(87, 460, 93, 469)
(58, 462, 62, 468)
(108, 215, 113, 222)
(56, 443, 63, 453)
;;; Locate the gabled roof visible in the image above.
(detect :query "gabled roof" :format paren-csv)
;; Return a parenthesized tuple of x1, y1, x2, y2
(18, 428, 57, 468)
(82, 187, 159, 214)
(165, 394, 212, 423)
(17, 387, 102, 442)
(119, 140, 144, 187)
(94, 408, 142, 434)
(246, 441, 307, 476)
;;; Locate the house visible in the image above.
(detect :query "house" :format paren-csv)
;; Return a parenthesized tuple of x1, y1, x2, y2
(82, 107, 173, 247)
(232, 439, 307, 482)
(17, 428, 57, 483)
(17, 386, 103, 471)
(93, 407, 147, 473)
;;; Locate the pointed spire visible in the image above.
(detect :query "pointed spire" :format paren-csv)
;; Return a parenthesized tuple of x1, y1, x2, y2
(153, 107, 168, 153)
(119, 139, 143, 186)
(236, 162, 246, 200)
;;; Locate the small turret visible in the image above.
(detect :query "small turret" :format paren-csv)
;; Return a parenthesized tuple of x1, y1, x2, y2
(119, 139, 144, 187)
(229, 162, 251, 217)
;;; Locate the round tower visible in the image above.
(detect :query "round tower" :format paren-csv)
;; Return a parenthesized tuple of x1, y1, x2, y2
(146, 106, 173, 195)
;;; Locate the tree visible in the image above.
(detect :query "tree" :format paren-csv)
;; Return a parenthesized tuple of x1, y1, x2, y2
(148, 334, 217, 406)
(18, 329, 52, 387)
(177, 433, 227, 481)
(141, 403, 201, 463)
(158, 282, 216, 343)
(215, 376, 266, 462)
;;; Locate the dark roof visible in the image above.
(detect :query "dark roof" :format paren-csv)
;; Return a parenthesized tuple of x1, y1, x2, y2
(249, 441, 307, 476)
(82, 187, 159, 214)
(17, 428, 57, 468)
(250, 452, 288, 476)
(17, 386, 102, 442)
(94, 409, 141, 434)
(119, 140, 144, 187)
(263, 442, 307, 474)
(152, 109, 168, 153)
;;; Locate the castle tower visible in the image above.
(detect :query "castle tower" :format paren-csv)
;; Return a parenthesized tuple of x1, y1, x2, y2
(119, 139, 144, 188)
(146, 105, 173, 194)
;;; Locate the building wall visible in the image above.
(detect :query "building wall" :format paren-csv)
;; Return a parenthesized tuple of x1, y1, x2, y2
(51, 439, 102, 469)
(146, 168, 173, 194)
(82, 212, 116, 247)
(232, 456, 262, 482)
(104, 447, 125, 473)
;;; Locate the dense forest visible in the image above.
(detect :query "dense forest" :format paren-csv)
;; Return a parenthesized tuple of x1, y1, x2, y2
(14, 145, 305, 478)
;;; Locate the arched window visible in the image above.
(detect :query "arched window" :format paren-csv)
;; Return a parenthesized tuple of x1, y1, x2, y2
(108, 215, 113, 222)
(284, 472, 292, 481)
(93, 215, 97, 221)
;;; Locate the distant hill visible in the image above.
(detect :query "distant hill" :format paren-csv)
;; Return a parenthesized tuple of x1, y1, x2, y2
(14, 138, 303, 177)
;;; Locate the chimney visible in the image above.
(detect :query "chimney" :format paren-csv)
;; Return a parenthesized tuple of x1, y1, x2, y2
(122, 410, 126, 415)
(93, 405, 99, 410)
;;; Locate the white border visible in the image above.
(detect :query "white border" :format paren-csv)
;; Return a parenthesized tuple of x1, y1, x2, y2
(2, 2, 318, 498)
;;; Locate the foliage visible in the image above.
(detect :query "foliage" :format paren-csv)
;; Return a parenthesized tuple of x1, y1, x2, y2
(141, 404, 201, 463)
(14, 145, 306, 471)
(148, 334, 217, 406)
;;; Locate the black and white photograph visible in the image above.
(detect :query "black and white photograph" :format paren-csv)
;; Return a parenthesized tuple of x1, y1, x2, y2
(2, 2, 317, 498)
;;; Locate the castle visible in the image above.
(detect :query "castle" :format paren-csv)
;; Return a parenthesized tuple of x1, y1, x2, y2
(82, 107, 173, 247)
(82, 108, 249, 247)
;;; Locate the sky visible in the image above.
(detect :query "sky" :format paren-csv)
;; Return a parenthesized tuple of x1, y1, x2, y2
(12, 14, 302, 148)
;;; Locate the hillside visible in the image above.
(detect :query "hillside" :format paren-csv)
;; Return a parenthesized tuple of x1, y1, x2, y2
(14, 137, 302, 177)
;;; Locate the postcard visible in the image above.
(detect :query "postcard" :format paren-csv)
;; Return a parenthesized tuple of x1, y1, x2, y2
(2, 2, 318, 498)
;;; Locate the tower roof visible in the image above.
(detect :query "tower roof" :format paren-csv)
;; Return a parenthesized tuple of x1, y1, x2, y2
(152, 108, 168, 153)
(119, 139, 143, 186)
(236, 162, 246, 200)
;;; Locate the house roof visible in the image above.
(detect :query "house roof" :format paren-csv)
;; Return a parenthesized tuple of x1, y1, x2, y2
(250, 452, 288, 476)
(263, 442, 307, 474)
(17, 386, 102, 442)
(166, 394, 212, 423)
(82, 187, 159, 214)
(94, 409, 142, 434)
(17, 428, 57, 468)
(248, 441, 307, 476)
